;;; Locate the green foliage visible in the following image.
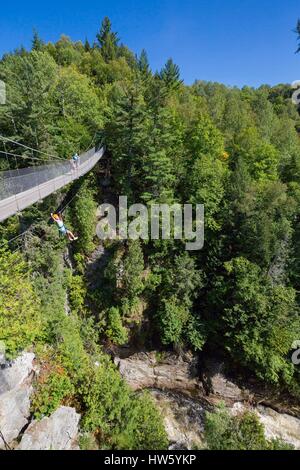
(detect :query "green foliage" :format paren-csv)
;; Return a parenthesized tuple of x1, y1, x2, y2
(217, 257, 300, 384)
(204, 404, 293, 450)
(160, 58, 183, 91)
(31, 360, 74, 419)
(2, 18, 300, 451)
(52, 67, 103, 155)
(184, 114, 227, 231)
(79, 355, 168, 450)
(47, 35, 83, 66)
(79, 432, 99, 450)
(155, 252, 203, 347)
(188, 154, 227, 231)
(227, 163, 294, 268)
(186, 114, 224, 160)
(138, 49, 150, 77)
(21, 234, 167, 449)
(72, 183, 98, 254)
(68, 273, 87, 315)
(105, 81, 150, 200)
(0, 51, 58, 157)
(122, 241, 145, 302)
(186, 314, 207, 351)
(32, 29, 44, 52)
(116, 392, 169, 450)
(0, 248, 43, 359)
(236, 128, 279, 181)
(160, 252, 202, 308)
(106, 307, 129, 345)
(96, 17, 119, 62)
(158, 295, 189, 345)
(103, 241, 145, 322)
(141, 148, 176, 203)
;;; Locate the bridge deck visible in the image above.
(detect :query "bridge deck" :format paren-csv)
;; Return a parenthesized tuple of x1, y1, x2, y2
(0, 147, 105, 222)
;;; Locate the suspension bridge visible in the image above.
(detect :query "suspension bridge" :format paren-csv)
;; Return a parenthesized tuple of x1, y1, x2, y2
(0, 139, 105, 223)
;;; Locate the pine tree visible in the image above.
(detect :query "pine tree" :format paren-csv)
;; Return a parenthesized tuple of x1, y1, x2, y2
(160, 58, 183, 91)
(141, 149, 175, 203)
(96, 17, 119, 62)
(84, 37, 91, 52)
(138, 49, 150, 77)
(105, 81, 150, 200)
(0, 51, 58, 158)
(32, 29, 44, 51)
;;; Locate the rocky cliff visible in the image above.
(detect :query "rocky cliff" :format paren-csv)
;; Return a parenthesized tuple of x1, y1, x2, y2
(0, 352, 80, 450)
(115, 351, 300, 450)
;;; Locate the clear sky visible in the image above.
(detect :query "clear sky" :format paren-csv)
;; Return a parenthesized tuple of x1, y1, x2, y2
(0, 0, 300, 88)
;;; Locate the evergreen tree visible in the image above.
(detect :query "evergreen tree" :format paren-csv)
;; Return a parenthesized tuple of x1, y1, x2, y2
(105, 81, 150, 200)
(141, 149, 175, 203)
(0, 51, 58, 158)
(159, 58, 183, 91)
(138, 49, 150, 77)
(84, 37, 91, 52)
(213, 257, 300, 384)
(96, 17, 119, 62)
(32, 29, 44, 51)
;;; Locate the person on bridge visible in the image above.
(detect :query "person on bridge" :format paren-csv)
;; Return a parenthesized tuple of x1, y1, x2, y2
(51, 213, 78, 241)
(71, 153, 80, 170)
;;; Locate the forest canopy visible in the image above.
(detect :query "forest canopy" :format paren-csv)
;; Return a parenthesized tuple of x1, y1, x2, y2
(1, 17, 300, 450)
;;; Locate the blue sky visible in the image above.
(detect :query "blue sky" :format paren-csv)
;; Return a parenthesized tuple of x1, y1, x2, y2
(0, 0, 300, 87)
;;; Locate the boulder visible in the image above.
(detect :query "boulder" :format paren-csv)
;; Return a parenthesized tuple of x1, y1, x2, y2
(115, 351, 203, 397)
(18, 406, 80, 450)
(0, 387, 32, 449)
(0, 353, 35, 395)
(0, 352, 35, 450)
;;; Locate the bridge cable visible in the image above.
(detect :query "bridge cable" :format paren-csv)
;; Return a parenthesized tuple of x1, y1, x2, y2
(0, 149, 63, 163)
(60, 191, 80, 213)
(0, 134, 65, 161)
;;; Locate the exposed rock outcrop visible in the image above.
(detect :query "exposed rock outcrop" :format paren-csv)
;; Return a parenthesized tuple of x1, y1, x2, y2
(115, 351, 203, 397)
(0, 353, 35, 395)
(150, 390, 205, 450)
(18, 406, 80, 450)
(257, 405, 300, 449)
(202, 360, 252, 404)
(232, 402, 300, 449)
(0, 352, 35, 450)
(117, 351, 300, 449)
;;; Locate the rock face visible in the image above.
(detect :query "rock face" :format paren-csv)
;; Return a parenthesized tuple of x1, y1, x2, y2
(117, 351, 300, 449)
(115, 351, 203, 397)
(257, 405, 300, 449)
(150, 390, 205, 450)
(202, 360, 251, 403)
(0, 353, 35, 449)
(0, 353, 35, 395)
(18, 407, 80, 450)
(232, 402, 300, 449)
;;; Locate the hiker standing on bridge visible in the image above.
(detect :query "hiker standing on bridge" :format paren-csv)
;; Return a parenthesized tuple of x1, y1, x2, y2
(51, 213, 78, 241)
(71, 153, 80, 170)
